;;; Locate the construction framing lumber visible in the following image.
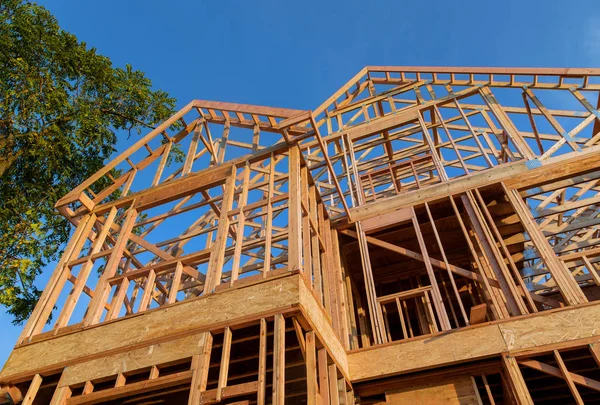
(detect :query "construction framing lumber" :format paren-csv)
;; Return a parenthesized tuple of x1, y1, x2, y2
(3, 66, 600, 404)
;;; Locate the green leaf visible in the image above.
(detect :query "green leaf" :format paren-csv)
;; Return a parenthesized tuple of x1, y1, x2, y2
(0, 0, 177, 324)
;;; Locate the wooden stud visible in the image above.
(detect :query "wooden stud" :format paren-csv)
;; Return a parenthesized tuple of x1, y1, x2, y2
(554, 350, 584, 404)
(216, 327, 233, 401)
(189, 332, 213, 405)
(22, 374, 43, 405)
(306, 331, 318, 405)
(502, 355, 534, 405)
(257, 318, 267, 405)
(410, 206, 451, 331)
(85, 208, 138, 326)
(205, 171, 236, 292)
(272, 314, 285, 405)
(318, 348, 330, 405)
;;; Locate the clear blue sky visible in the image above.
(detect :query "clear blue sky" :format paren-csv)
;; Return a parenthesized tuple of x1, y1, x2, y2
(1, 0, 599, 366)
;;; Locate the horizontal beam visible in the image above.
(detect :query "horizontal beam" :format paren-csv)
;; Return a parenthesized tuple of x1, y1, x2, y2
(194, 100, 306, 119)
(0, 273, 304, 382)
(93, 164, 233, 215)
(348, 302, 600, 381)
(366, 66, 600, 77)
(67, 370, 192, 404)
(59, 332, 209, 387)
(340, 229, 498, 287)
(55, 101, 198, 209)
(348, 146, 600, 223)
(518, 358, 600, 392)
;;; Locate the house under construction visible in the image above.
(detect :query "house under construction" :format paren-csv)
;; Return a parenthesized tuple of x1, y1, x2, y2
(2, 66, 600, 404)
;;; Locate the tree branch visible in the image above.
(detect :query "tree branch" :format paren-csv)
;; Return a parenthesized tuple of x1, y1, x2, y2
(100, 108, 156, 130)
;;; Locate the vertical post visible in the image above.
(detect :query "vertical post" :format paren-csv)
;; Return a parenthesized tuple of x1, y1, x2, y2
(554, 350, 584, 404)
(309, 183, 323, 302)
(49, 387, 71, 405)
(272, 314, 286, 405)
(502, 183, 587, 305)
(105, 277, 129, 320)
(502, 355, 534, 405)
(84, 208, 138, 326)
(318, 348, 330, 405)
(344, 265, 361, 349)
(331, 230, 350, 349)
(410, 207, 451, 331)
(49, 374, 72, 405)
(481, 375, 496, 405)
(301, 163, 313, 281)
(22, 374, 43, 405)
(319, 204, 333, 315)
(55, 208, 118, 330)
(182, 123, 201, 176)
(230, 162, 250, 286)
(188, 332, 213, 405)
(137, 269, 156, 313)
(152, 140, 172, 186)
(424, 202, 469, 326)
(20, 214, 95, 341)
(449, 196, 505, 320)
(167, 261, 183, 304)
(355, 222, 386, 344)
(257, 318, 267, 405)
(216, 327, 232, 401)
(328, 365, 341, 405)
(205, 168, 236, 293)
(306, 331, 318, 405)
(338, 379, 348, 405)
(462, 191, 528, 316)
(263, 153, 275, 277)
(288, 145, 303, 272)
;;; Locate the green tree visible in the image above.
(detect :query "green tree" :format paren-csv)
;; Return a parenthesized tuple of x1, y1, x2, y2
(0, 0, 177, 324)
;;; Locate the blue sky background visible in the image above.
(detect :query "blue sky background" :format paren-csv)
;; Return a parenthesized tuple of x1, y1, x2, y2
(1, 0, 600, 366)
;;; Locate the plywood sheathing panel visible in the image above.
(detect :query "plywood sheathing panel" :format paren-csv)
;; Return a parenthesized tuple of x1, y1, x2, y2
(348, 323, 506, 381)
(0, 274, 301, 380)
(299, 274, 349, 379)
(348, 302, 600, 381)
(500, 304, 600, 351)
(385, 375, 480, 405)
(59, 332, 210, 387)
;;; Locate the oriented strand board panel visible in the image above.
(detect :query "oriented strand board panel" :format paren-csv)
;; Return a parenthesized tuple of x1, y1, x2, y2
(59, 332, 210, 387)
(500, 303, 600, 351)
(0, 275, 301, 380)
(348, 324, 507, 381)
(349, 302, 600, 382)
(385, 375, 480, 405)
(298, 275, 349, 378)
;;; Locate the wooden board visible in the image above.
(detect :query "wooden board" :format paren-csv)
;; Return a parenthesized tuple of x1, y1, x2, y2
(299, 275, 349, 379)
(348, 323, 506, 381)
(385, 375, 480, 405)
(469, 304, 487, 325)
(59, 332, 210, 387)
(349, 301, 600, 381)
(0, 274, 301, 380)
(349, 146, 600, 223)
(361, 208, 412, 234)
(500, 303, 600, 352)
